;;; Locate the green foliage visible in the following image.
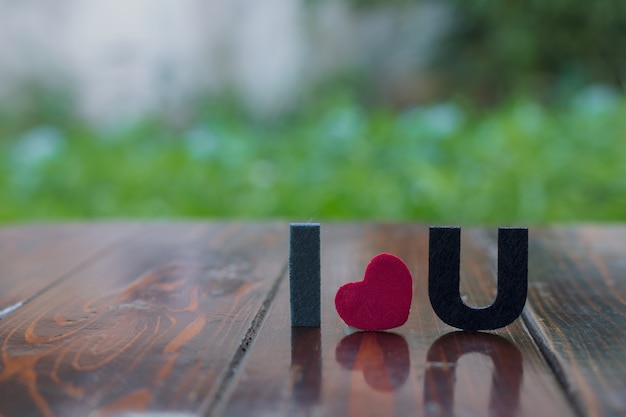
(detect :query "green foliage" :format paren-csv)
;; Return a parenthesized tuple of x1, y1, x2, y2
(0, 79, 76, 139)
(1, 89, 625, 224)
(441, 0, 626, 100)
(310, 0, 626, 103)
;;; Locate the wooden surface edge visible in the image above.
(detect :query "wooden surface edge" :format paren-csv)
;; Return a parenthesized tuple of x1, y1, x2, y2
(0, 223, 145, 320)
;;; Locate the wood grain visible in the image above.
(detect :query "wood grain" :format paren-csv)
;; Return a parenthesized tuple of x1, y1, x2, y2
(0, 224, 140, 315)
(0, 223, 287, 417)
(214, 225, 575, 417)
(517, 227, 626, 417)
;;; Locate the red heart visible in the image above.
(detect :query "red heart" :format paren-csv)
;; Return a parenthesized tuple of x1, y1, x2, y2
(335, 253, 413, 330)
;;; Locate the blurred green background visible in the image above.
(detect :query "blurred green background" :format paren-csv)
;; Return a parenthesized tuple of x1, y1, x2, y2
(1, 0, 625, 224)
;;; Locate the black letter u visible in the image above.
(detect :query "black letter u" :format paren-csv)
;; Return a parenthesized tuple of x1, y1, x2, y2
(428, 227, 528, 330)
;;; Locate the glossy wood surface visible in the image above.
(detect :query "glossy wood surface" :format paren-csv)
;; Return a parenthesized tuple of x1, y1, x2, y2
(0, 223, 623, 417)
(521, 228, 626, 417)
(0, 224, 140, 315)
(217, 225, 574, 417)
(0, 223, 287, 417)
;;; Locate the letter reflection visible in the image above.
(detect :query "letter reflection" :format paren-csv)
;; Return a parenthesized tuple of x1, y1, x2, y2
(424, 331, 523, 417)
(291, 327, 322, 406)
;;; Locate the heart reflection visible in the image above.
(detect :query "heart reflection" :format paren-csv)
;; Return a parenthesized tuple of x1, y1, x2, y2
(336, 332, 410, 392)
(424, 331, 523, 417)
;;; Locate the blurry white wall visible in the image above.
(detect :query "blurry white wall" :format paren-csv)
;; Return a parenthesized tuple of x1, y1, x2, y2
(0, 0, 450, 124)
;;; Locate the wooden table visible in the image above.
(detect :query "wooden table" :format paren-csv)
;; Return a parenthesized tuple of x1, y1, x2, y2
(0, 223, 624, 417)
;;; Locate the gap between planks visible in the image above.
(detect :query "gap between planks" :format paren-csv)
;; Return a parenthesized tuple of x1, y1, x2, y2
(476, 229, 586, 417)
(201, 260, 288, 417)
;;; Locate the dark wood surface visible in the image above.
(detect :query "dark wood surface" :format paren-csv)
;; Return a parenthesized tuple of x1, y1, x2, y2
(0, 223, 623, 417)
(523, 228, 626, 417)
(0, 223, 287, 417)
(0, 224, 140, 315)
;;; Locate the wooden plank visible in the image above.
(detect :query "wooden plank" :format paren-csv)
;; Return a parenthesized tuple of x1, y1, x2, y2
(0, 223, 288, 417)
(214, 225, 575, 417)
(0, 223, 141, 315)
(520, 227, 626, 417)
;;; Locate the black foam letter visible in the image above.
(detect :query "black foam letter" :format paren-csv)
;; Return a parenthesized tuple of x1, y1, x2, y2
(289, 223, 321, 327)
(428, 227, 528, 330)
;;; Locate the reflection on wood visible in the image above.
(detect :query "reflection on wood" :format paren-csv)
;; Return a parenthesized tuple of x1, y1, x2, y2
(336, 332, 410, 392)
(290, 327, 321, 406)
(424, 331, 523, 417)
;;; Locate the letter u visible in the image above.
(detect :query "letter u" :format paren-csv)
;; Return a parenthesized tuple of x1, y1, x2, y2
(428, 227, 528, 330)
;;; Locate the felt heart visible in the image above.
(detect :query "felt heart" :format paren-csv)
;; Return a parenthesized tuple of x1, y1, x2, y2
(335, 253, 413, 330)
(335, 332, 410, 392)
